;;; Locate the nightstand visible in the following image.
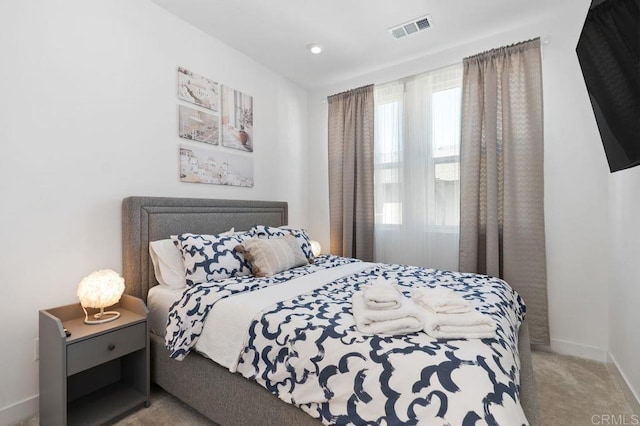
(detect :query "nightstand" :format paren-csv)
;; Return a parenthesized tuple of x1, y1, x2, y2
(39, 294, 149, 426)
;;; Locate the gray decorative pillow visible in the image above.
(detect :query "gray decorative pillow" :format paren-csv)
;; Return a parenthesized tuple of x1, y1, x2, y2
(175, 233, 252, 285)
(235, 235, 308, 277)
(247, 225, 314, 263)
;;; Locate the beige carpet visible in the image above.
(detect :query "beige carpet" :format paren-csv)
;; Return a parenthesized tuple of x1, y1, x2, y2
(109, 389, 213, 425)
(532, 351, 637, 426)
(18, 351, 638, 425)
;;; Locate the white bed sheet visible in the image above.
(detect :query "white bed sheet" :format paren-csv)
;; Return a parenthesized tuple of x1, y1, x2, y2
(195, 262, 373, 371)
(146, 262, 372, 357)
(147, 285, 184, 337)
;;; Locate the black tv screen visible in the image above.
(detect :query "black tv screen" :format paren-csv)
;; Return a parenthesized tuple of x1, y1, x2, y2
(576, 0, 639, 172)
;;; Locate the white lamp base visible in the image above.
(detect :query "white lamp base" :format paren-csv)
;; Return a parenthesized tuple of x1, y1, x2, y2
(83, 307, 121, 325)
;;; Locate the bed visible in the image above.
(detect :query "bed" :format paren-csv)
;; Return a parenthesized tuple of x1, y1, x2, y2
(122, 196, 539, 425)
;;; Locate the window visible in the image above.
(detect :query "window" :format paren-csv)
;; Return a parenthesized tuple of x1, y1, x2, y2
(373, 64, 462, 269)
(374, 65, 462, 228)
(431, 85, 461, 227)
(374, 85, 403, 225)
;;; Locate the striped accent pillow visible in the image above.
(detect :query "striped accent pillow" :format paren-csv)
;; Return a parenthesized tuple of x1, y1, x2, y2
(236, 235, 308, 277)
(246, 225, 315, 263)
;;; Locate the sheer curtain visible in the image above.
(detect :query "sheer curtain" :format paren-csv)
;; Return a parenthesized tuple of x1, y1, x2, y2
(374, 64, 462, 270)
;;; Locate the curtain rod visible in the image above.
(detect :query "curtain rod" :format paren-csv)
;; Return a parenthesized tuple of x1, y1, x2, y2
(322, 34, 551, 103)
(464, 35, 550, 62)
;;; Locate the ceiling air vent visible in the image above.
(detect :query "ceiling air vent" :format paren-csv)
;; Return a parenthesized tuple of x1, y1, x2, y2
(388, 15, 432, 39)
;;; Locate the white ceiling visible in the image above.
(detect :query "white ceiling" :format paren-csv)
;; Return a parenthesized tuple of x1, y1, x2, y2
(152, 0, 572, 89)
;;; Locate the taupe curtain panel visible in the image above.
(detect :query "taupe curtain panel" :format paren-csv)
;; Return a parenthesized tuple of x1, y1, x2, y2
(459, 38, 550, 344)
(328, 85, 375, 261)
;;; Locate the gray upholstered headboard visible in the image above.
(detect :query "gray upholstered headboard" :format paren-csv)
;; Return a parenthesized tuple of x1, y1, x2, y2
(122, 196, 288, 301)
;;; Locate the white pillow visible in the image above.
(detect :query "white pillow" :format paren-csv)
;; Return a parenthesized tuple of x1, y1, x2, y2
(149, 239, 185, 289)
(149, 228, 235, 289)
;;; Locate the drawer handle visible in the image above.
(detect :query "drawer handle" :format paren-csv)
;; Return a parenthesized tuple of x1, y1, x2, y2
(108, 344, 116, 351)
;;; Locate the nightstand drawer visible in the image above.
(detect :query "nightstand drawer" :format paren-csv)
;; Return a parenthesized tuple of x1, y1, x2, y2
(67, 322, 146, 376)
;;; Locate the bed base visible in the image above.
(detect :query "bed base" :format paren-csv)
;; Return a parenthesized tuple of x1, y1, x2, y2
(150, 333, 319, 425)
(151, 323, 537, 426)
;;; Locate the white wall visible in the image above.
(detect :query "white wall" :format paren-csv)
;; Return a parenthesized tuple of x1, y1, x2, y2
(609, 166, 640, 402)
(1, 0, 636, 422)
(0, 1, 308, 423)
(308, 0, 614, 360)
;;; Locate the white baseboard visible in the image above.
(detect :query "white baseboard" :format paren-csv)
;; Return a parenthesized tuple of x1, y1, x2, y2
(0, 395, 38, 426)
(532, 338, 609, 362)
(608, 354, 640, 415)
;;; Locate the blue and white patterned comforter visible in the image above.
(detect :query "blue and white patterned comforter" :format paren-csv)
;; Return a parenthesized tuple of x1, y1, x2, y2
(166, 255, 528, 425)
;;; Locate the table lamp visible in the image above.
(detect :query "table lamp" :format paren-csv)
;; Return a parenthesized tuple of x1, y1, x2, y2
(77, 269, 125, 325)
(310, 240, 322, 257)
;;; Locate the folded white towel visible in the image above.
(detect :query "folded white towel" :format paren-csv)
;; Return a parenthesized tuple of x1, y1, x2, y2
(362, 276, 403, 310)
(352, 291, 424, 335)
(422, 308, 497, 339)
(411, 287, 472, 314)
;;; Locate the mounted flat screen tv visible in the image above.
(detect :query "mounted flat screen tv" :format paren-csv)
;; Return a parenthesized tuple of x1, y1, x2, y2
(576, 0, 639, 172)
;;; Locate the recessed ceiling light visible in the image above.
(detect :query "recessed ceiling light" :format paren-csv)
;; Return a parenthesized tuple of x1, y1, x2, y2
(308, 44, 322, 54)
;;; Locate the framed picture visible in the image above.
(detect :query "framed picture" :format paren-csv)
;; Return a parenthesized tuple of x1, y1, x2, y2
(177, 67, 219, 112)
(178, 105, 219, 145)
(179, 144, 253, 187)
(221, 86, 253, 152)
